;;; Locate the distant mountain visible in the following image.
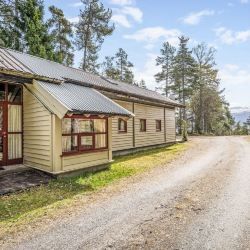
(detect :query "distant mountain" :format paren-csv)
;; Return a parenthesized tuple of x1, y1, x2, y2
(231, 107, 250, 124)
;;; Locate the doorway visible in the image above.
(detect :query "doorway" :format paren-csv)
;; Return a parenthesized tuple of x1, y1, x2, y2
(0, 82, 23, 166)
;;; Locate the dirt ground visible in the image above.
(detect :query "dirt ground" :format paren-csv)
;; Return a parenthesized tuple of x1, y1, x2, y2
(1, 136, 250, 250)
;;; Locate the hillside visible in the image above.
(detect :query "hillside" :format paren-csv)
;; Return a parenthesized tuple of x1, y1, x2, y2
(231, 107, 250, 124)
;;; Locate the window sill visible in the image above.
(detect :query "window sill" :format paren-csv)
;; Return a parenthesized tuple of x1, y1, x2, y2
(61, 148, 108, 157)
(118, 131, 127, 134)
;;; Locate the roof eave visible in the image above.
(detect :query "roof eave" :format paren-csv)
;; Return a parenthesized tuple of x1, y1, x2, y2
(0, 68, 62, 84)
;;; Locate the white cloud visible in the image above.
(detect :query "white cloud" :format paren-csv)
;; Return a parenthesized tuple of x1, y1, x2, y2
(70, 2, 83, 7)
(215, 27, 250, 44)
(110, 0, 133, 6)
(121, 7, 143, 22)
(124, 26, 181, 47)
(219, 64, 250, 85)
(240, 0, 249, 4)
(111, 6, 143, 28)
(112, 14, 131, 28)
(67, 16, 79, 23)
(183, 9, 215, 25)
(134, 53, 159, 90)
(219, 64, 250, 106)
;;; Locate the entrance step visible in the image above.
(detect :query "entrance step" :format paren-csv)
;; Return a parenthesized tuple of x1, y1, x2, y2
(0, 164, 30, 177)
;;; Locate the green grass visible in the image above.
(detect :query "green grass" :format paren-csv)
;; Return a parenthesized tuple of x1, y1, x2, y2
(0, 143, 187, 228)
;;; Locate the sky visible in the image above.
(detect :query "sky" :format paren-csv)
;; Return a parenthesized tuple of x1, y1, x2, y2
(43, 0, 250, 108)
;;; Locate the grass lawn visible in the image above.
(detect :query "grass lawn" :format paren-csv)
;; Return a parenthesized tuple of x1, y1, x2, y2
(0, 143, 187, 231)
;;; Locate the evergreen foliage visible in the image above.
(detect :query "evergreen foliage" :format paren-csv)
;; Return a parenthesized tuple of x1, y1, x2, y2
(75, 0, 114, 73)
(101, 48, 134, 84)
(154, 42, 176, 96)
(47, 5, 74, 66)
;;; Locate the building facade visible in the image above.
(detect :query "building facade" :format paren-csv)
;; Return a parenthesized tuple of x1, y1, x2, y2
(0, 47, 181, 175)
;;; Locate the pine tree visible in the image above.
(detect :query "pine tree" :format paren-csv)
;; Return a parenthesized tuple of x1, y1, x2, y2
(154, 42, 176, 96)
(138, 79, 147, 89)
(101, 56, 120, 80)
(75, 0, 114, 73)
(47, 5, 74, 66)
(18, 0, 54, 59)
(172, 36, 196, 135)
(115, 48, 134, 84)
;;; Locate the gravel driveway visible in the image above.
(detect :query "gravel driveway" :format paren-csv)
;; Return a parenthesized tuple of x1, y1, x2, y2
(2, 136, 250, 250)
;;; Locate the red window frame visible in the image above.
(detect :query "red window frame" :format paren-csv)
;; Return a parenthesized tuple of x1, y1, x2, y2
(62, 115, 108, 155)
(156, 120, 162, 132)
(140, 119, 146, 132)
(118, 118, 127, 133)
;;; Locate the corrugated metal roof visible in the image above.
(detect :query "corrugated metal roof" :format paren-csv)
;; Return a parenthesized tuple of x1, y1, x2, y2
(0, 47, 181, 107)
(37, 81, 134, 117)
(0, 48, 33, 73)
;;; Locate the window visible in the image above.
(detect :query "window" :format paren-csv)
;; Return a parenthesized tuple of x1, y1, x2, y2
(118, 118, 127, 133)
(62, 116, 108, 154)
(156, 120, 161, 132)
(140, 119, 146, 132)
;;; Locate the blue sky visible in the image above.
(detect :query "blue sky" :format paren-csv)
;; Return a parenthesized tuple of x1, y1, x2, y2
(44, 0, 250, 107)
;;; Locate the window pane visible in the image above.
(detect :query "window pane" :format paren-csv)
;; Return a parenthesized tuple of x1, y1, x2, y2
(156, 120, 161, 131)
(94, 119, 106, 132)
(62, 118, 72, 134)
(8, 134, 22, 160)
(0, 83, 5, 101)
(78, 119, 94, 133)
(81, 136, 93, 149)
(95, 134, 107, 148)
(8, 105, 22, 132)
(8, 84, 22, 103)
(118, 119, 126, 132)
(62, 135, 78, 152)
(140, 119, 146, 132)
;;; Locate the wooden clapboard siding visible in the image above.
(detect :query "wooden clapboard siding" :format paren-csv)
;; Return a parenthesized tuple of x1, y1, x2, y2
(23, 87, 53, 171)
(62, 151, 109, 171)
(134, 103, 165, 147)
(112, 100, 134, 151)
(165, 108, 176, 142)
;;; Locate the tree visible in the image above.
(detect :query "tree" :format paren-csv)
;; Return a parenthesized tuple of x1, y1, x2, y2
(193, 43, 218, 133)
(101, 56, 120, 80)
(172, 36, 196, 135)
(115, 48, 134, 84)
(154, 42, 176, 96)
(0, 0, 22, 50)
(75, 0, 114, 73)
(47, 5, 74, 66)
(18, 0, 54, 59)
(138, 79, 147, 89)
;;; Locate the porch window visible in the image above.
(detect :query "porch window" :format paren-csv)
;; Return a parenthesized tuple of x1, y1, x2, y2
(156, 120, 162, 132)
(140, 119, 146, 132)
(62, 116, 108, 154)
(118, 118, 127, 133)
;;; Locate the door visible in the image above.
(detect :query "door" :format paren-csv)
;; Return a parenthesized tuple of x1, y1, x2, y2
(0, 82, 22, 166)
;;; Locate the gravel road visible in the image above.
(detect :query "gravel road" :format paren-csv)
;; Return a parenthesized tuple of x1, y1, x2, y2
(2, 136, 250, 250)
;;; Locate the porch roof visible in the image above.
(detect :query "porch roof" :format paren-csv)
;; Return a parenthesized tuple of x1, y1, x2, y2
(36, 81, 134, 118)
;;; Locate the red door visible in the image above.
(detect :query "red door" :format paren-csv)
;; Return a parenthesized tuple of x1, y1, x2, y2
(0, 82, 22, 166)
